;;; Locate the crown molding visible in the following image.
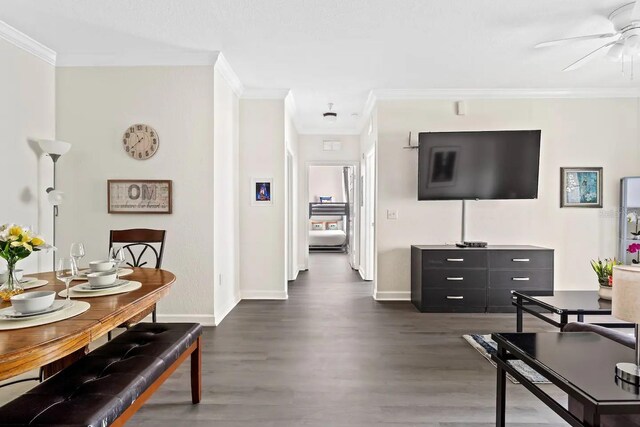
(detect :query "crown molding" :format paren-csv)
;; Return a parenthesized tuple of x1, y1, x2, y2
(214, 53, 244, 97)
(241, 88, 291, 99)
(56, 50, 219, 67)
(373, 88, 640, 100)
(0, 20, 56, 65)
(357, 90, 378, 134)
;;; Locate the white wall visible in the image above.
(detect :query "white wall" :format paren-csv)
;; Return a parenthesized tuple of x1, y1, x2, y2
(308, 166, 345, 203)
(213, 65, 240, 323)
(56, 66, 216, 322)
(239, 99, 287, 299)
(297, 134, 361, 270)
(375, 98, 640, 298)
(0, 38, 55, 274)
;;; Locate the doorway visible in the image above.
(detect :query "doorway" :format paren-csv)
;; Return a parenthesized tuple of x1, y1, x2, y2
(303, 162, 359, 274)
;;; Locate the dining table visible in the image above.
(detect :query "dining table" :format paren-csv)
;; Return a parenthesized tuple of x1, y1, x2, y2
(0, 267, 175, 382)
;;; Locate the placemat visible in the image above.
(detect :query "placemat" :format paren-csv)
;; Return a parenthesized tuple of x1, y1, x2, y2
(0, 301, 90, 331)
(59, 280, 142, 298)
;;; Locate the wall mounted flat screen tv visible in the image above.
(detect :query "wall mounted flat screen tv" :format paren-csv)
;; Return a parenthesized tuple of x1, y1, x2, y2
(418, 130, 541, 200)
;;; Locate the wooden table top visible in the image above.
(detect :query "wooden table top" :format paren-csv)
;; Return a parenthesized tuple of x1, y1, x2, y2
(0, 268, 175, 381)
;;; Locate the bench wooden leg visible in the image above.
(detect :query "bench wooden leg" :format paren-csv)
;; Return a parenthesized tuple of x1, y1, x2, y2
(191, 336, 202, 404)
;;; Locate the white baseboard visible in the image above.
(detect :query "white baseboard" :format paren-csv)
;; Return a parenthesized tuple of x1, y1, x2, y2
(241, 290, 288, 300)
(215, 296, 241, 326)
(155, 314, 216, 326)
(298, 264, 308, 271)
(374, 291, 411, 301)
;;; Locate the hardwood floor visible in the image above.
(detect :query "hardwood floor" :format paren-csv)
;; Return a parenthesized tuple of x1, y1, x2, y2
(130, 253, 567, 426)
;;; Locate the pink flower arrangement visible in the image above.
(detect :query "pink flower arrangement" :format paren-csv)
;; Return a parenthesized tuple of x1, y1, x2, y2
(628, 243, 640, 264)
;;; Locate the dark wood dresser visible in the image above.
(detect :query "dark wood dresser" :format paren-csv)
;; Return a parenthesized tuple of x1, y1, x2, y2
(411, 245, 554, 313)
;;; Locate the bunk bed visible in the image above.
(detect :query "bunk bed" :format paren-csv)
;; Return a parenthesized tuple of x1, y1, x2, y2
(308, 202, 349, 252)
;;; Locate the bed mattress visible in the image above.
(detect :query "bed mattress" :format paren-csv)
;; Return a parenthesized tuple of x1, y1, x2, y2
(309, 230, 346, 246)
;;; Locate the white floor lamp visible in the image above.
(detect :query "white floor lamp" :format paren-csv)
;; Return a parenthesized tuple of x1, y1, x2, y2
(37, 139, 71, 267)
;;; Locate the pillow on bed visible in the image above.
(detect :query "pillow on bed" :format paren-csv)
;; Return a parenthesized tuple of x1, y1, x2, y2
(311, 221, 325, 230)
(326, 221, 339, 230)
(319, 196, 333, 203)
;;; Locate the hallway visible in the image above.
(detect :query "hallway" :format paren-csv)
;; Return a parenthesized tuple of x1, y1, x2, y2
(132, 253, 565, 426)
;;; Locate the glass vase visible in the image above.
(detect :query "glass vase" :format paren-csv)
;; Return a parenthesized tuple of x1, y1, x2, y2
(0, 262, 24, 302)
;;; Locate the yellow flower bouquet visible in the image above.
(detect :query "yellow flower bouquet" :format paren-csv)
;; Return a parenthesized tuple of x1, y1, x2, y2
(0, 224, 54, 300)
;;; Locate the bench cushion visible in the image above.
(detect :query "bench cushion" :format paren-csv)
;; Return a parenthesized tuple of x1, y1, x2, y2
(0, 322, 202, 427)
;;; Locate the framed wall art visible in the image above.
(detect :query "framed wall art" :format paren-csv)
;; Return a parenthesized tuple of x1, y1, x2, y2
(560, 167, 602, 208)
(108, 180, 173, 214)
(251, 178, 273, 206)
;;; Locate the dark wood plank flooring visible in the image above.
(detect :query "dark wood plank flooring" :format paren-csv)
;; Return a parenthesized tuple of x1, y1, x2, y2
(130, 253, 567, 426)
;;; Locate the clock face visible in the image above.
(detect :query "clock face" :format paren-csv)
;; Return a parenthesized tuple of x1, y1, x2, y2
(122, 124, 159, 160)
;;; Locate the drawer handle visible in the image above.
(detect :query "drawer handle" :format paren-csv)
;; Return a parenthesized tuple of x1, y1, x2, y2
(512, 258, 530, 262)
(446, 296, 464, 300)
(512, 277, 530, 281)
(446, 258, 464, 262)
(446, 277, 464, 281)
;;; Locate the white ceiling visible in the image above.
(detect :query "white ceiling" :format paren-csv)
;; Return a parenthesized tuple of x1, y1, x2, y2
(0, 0, 638, 133)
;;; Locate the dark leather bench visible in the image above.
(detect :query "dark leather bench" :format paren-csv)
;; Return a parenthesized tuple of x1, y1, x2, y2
(0, 322, 202, 427)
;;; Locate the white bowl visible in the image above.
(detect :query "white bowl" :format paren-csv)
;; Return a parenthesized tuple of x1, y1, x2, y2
(87, 271, 117, 288)
(10, 291, 56, 314)
(89, 260, 114, 272)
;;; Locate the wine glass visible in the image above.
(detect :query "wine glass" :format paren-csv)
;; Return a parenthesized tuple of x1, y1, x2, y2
(56, 257, 78, 303)
(110, 246, 126, 280)
(70, 243, 85, 270)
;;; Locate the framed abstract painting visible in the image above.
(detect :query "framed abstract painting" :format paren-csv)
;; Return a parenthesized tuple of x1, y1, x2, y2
(560, 167, 603, 208)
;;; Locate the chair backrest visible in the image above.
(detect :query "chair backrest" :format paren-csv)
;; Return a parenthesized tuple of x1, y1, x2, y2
(109, 229, 166, 269)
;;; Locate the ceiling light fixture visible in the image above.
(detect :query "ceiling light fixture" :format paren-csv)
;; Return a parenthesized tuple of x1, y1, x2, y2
(323, 103, 337, 122)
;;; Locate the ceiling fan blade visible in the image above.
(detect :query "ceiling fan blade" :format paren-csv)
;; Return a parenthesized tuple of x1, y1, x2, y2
(633, 0, 640, 20)
(535, 33, 618, 48)
(563, 41, 617, 71)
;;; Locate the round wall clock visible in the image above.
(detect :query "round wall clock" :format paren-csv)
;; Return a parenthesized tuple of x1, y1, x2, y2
(122, 124, 159, 160)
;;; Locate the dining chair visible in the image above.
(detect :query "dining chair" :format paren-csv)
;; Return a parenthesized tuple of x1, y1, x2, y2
(108, 229, 166, 339)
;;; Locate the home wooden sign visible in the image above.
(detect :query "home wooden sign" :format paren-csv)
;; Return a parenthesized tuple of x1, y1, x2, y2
(107, 180, 172, 214)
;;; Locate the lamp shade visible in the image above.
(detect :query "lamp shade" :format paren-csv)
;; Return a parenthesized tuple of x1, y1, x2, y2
(37, 139, 71, 157)
(612, 265, 640, 323)
(46, 189, 65, 206)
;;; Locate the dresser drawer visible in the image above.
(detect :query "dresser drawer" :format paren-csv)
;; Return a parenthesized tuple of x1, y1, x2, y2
(423, 269, 487, 289)
(422, 288, 487, 311)
(489, 250, 553, 270)
(422, 250, 487, 269)
(489, 269, 553, 290)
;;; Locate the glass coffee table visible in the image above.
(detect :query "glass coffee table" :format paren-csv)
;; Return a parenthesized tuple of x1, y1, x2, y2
(512, 290, 632, 332)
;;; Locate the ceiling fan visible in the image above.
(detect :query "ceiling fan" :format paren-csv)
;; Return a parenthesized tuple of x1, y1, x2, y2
(536, 1, 640, 71)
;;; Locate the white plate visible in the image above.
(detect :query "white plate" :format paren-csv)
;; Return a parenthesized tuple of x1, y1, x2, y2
(60, 280, 142, 298)
(0, 300, 70, 319)
(73, 268, 133, 281)
(73, 280, 130, 292)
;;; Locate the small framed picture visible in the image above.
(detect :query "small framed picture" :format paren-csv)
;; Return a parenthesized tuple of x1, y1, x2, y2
(560, 167, 603, 208)
(252, 178, 273, 206)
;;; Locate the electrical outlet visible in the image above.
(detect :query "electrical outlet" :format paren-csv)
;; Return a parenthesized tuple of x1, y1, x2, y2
(387, 209, 398, 220)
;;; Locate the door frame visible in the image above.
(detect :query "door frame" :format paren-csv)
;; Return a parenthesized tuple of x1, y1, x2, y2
(361, 146, 376, 283)
(302, 160, 360, 273)
(285, 148, 297, 281)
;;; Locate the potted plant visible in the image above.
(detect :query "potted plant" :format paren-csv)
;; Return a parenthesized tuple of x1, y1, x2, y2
(0, 224, 53, 301)
(629, 212, 640, 239)
(590, 258, 621, 300)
